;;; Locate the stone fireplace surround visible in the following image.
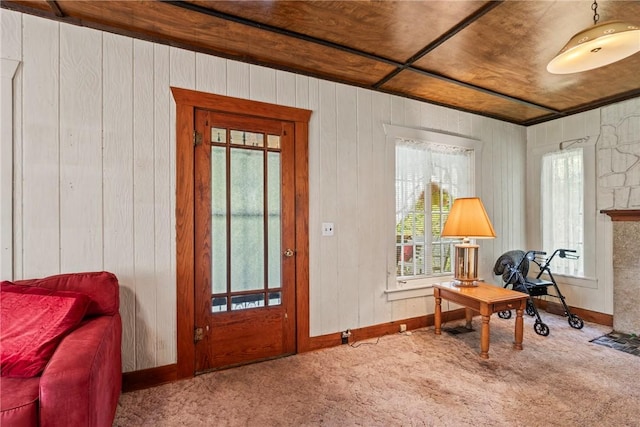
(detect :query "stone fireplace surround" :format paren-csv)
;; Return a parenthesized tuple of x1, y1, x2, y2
(601, 210, 640, 335)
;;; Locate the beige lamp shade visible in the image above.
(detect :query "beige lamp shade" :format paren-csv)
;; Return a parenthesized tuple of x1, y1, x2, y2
(441, 197, 496, 240)
(441, 197, 495, 286)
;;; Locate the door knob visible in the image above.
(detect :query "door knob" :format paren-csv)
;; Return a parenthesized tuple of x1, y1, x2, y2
(283, 248, 295, 257)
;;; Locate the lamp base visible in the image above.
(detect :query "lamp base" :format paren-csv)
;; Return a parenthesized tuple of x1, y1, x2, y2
(451, 279, 480, 287)
(452, 243, 480, 286)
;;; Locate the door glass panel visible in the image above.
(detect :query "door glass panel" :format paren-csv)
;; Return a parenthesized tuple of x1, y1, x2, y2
(268, 291, 281, 307)
(230, 130, 264, 147)
(268, 152, 281, 289)
(212, 297, 227, 312)
(211, 147, 227, 294)
(230, 148, 264, 293)
(211, 127, 227, 144)
(231, 293, 265, 311)
(267, 134, 280, 149)
(207, 119, 285, 315)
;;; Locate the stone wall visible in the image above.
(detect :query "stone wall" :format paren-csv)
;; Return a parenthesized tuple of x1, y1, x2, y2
(598, 102, 640, 209)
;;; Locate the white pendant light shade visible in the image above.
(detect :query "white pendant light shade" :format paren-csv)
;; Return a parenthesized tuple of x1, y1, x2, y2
(547, 21, 640, 74)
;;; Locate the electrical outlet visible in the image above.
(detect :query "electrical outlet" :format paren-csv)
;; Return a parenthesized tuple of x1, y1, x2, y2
(322, 222, 334, 236)
(399, 324, 407, 333)
(341, 329, 351, 344)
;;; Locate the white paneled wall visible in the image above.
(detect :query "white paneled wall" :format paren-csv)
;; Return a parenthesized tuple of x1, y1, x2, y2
(3, 10, 530, 372)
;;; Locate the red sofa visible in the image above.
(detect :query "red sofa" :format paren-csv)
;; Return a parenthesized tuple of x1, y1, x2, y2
(1, 272, 122, 427)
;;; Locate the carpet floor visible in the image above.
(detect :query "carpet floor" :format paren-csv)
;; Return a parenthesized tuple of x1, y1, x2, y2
(114, 312, 640, 427)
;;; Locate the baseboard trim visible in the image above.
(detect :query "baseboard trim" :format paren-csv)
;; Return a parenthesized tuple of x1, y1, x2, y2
(304, 308, 467, 351)
(535, 300, 613, 326)
(122, 364, 178, 393)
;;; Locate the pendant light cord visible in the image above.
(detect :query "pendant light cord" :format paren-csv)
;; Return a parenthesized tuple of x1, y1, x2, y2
(592, 0, 599, 25)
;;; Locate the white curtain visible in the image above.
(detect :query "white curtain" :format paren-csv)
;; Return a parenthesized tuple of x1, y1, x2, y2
(395, 138, 472, 225)
(395, 138, 472, 277)
(541, 147, 584, 276)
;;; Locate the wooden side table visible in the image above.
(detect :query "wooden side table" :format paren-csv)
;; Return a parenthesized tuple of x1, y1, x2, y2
(433, 282, 528, 359)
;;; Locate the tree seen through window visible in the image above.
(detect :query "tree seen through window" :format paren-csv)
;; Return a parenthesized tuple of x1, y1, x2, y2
(396, 183, 453, 277)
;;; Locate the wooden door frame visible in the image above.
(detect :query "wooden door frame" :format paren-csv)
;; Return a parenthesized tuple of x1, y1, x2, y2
(172, 87, 312, 379)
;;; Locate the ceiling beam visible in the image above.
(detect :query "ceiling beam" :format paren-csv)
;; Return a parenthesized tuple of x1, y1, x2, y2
(46, 1, 64, 17)
(408, 67, 559, 114)
(373, 1, 504, 88)
(522, 88, 640, 126)
(161, 0, 403, 68)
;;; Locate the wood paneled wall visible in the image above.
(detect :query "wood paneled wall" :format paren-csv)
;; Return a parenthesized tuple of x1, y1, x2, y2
(2, 10, 528, 372)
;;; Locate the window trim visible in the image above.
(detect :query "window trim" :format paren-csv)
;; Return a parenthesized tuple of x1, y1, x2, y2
(383, 124, 482, 300)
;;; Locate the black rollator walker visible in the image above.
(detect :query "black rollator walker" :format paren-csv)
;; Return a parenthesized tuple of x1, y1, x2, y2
(493, 249, 585, 336)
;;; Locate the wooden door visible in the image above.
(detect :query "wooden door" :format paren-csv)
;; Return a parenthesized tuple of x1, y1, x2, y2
(193, 109, 296, 372)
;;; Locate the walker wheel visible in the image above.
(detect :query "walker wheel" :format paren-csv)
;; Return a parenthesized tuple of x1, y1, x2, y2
(534, 322, 550, 336)
(568, 315, 584, 329)
(498, 310, 512, 319)
(526, 302, 536, 316)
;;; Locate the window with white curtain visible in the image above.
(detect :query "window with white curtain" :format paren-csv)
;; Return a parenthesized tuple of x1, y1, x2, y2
(541, 147, 585, 276)
(395, 138, 473, 280)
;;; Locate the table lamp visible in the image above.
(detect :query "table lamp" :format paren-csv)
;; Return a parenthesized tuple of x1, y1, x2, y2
(441, 197, 496, 287)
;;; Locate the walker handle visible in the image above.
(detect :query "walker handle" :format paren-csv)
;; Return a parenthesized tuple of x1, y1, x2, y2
(558, 249, 578, 259)
(526, 250, 546, 260)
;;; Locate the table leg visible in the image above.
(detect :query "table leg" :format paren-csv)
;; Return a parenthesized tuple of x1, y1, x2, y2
(434, 288, 442, 335)
(465, 308, 473, 329)
(514, 306, 524, 351)
(480, 314, 490, 359)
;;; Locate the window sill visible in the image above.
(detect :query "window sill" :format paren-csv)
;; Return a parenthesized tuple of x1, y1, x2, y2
(541, 273, 598, 290)
(385, 276, 453, 301)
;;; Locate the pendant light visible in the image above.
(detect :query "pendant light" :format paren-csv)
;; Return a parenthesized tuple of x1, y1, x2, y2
(547, 0, 640, 74)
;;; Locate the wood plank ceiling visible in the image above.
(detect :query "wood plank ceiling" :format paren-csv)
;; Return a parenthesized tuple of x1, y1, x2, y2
(4, 0, 640, 125)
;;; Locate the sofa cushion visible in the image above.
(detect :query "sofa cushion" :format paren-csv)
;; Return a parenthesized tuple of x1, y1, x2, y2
(0, 285, 91, 378)
(11, 271, 119, 316)
(0, 376, 40, 427)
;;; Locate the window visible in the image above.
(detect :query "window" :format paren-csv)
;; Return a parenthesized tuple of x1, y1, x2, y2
(529, 135, 595, 285)
(395, 139, 473, 280)
(541, 147, 585, 276)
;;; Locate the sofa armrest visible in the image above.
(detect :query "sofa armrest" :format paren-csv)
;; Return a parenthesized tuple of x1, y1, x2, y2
(39, 314, 122, 427)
